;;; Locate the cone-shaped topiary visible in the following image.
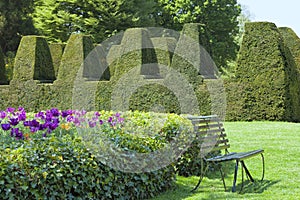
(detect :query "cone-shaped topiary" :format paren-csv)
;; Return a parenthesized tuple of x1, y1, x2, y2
(234, 22, 300, 121)
(13, 36, 55, 82)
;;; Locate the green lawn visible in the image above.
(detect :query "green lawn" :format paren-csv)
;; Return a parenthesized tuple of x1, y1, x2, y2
(150, 121, 300, 200)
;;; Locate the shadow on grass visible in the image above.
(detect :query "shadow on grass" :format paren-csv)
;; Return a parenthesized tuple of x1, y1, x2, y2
(197, 180, 281, 200)
(151, 177, 280, 200)
(236, 179, 281, 194)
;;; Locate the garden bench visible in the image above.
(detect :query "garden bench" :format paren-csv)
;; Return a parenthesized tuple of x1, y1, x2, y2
(187, 115, 265, 192)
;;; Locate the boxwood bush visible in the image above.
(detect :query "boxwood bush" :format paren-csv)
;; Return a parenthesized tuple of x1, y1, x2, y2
(0, 108, 194, 199)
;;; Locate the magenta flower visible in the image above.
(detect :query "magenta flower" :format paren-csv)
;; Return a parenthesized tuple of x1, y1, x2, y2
(6, 107, 15, 113)
(94, 111, 101, 117)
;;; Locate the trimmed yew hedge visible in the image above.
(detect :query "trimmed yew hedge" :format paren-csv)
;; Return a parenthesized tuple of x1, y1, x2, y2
(226, 22, 300, 121)
(1, 23, 300, 121)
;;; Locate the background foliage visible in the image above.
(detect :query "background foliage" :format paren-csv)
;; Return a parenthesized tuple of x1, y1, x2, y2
(0, 0, 36, 53)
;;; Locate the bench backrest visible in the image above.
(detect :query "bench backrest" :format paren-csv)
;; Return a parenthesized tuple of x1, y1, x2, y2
(187, 115, 230, 157)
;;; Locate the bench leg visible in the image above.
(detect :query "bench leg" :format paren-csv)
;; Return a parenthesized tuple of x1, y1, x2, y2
(219, 166, 226, 191)
(191, 160, 209, 192)
(261, 153, 265, 181)
(232, 160, 239, 192)
(241, 161, 254, 182)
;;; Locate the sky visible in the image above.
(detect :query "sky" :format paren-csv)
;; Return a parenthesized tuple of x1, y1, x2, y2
(237, 0, 300, 37)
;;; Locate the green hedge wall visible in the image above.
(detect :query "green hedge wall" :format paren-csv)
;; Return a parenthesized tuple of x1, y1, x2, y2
(95, 27, 211, 115)
(1, 24, 300, 121)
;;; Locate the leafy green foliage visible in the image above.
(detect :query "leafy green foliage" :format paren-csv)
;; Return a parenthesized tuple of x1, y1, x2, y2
(0, 110, 195, 199)
(33, 0, 156, 43)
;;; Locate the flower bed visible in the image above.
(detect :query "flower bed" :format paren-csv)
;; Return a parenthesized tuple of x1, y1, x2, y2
(0, 107, 193, 199)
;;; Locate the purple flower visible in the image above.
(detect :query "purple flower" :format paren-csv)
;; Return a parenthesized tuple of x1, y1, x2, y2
(94, 112, 100, 117)
(35, 111, 45, 119)
(52, 118, 60, 124)
(108, 117, 113, 123)
(49, 122, 59, 131)
(18, 107, 25, 112)
(6, 107, 15, 113)
(9, 118, 19, 126)
(115, 113, 121, 118)
(30, 126, 39, 133)
(18, 112, 26, 121)
(89, 120, 96, 128)
(66, 115, 74, 122)
(45, 111, 53, 121)
(118, 117, 124, 123)
(11, 128, 23, 140)
(1, 123, 11, 131)
(24, 119, 39, 127)
(50, 108, 60, 117)
(62, 110, 73, 118)
(111, 121, 117, 126)
(99, 120, 103, 125)
(0, 111, 6, 119)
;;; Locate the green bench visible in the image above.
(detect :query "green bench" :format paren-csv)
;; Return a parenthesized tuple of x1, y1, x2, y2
(187, 115, 265, 192)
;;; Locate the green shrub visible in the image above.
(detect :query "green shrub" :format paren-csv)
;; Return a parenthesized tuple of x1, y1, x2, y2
(0, 110, 195, 199)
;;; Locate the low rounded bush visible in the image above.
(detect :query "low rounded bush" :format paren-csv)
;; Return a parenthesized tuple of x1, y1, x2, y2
(0, 108, 193, 199)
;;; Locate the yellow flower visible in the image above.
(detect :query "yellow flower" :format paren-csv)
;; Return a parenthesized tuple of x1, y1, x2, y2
(61, 123, 71, 130)
(42, 172, 48, 179)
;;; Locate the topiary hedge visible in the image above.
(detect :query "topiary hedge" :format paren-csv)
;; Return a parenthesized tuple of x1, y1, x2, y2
(49, 43, 65, 78)
(278, 27, 300, 121)
(0, 109, 195, 199)
(229, 22, 300, 121)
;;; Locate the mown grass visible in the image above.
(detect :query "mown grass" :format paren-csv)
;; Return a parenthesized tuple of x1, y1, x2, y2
(150, 121, 300, 200)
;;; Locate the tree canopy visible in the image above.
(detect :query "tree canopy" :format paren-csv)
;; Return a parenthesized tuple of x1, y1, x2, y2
(1, 0, 241, 70)
(154, 0, 241, 69)
(32, 0, 157, 43)
(0, 0, 36, 53)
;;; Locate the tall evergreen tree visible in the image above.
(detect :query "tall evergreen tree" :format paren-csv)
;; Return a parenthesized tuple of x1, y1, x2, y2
(33, 0, 157, 43)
